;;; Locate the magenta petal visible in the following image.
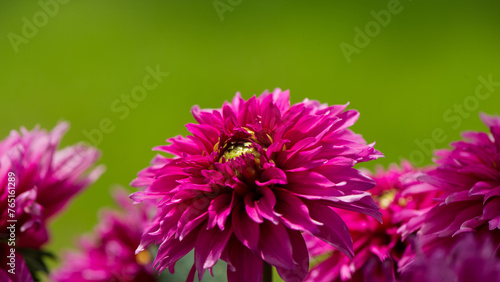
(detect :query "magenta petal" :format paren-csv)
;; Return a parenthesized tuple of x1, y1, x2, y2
(422, 203, 482, 237)
(313, 165, 376, 191)
(244, 194, 264, 223)
(176, 199, 209, 239)
(130, 191, 163, 203)
(178, 211, 208, 240)
(276, 229, 309, 282)
(256, 167, 288, 186)
(255, 186, 280, 224)
(148, 174, 185, 193)
(305, 201, 354, 259)
(484, 187, 500, 202)
(480, 112, 500, 128)
(226, 239, 263, 282)
(482, 198, 500, 225)
(274, 189, 320, 233)
(259, 221, 295, 269)
(155, 227, 198, 272)
(329, 109, 360, 133)
(194, 224, 232, 279)
(271, 89, 291, 114)
(326, 192, 383, 222)
(232, 205, 260, 252)
(207, 193, 232, 230)
(160, 135, 204, 156)
(261, 94, 281, 131)
(191, 105, 224, 126)
(186, 123, 220, 150)
(187, 264, 196, 282)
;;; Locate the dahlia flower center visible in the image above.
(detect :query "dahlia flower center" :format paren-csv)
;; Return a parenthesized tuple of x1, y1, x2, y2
(221, 141, 259, 160)
(378, 190, 396, 209)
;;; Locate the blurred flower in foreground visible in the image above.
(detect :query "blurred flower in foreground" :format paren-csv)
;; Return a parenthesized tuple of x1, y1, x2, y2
(132, 89, 383, 281)
(305, 162, 437, 282)
(51, 188, 156, 282)
(400, 113, 500, 267)
(0, 122, 103, 281)
(400, 233, 500, 282)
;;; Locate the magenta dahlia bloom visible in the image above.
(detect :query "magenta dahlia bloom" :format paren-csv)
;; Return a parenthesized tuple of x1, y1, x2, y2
(51, 189, 156, 282)
(399, 113, 500, 267)
(0, 122, 104, 249)
(305, 162, 437, 282)
(131, 89, 383, 281)
(400, 233, 500, 282)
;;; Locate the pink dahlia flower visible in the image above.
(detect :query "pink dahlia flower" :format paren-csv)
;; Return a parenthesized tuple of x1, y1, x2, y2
(131, 89, 383, 281)
(305, 162, 437, 282)
(0, 122, 104, 249)
(400, 233, 500, 282)
(399, 113, 500, 267)
(51, 189, 157, 282)
(0, 122, 103, 281)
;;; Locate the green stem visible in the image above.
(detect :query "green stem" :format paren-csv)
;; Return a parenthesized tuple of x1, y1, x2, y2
(263, 262, 272, 282)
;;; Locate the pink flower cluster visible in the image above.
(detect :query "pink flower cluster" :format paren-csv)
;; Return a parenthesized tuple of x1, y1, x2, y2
(2, 91, 500, 282)
(306, 113, 500, 281)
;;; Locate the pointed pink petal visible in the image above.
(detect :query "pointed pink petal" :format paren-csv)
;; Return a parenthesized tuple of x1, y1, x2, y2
(304, 201, 354, 259)
(259, 221, 295, 269)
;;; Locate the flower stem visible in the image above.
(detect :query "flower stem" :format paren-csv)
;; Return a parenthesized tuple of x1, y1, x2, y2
(263, 262, 272, 282)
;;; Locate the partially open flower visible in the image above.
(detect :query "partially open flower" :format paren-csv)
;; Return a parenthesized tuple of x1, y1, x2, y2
(131, 89, 382, 281)
(399, 113, 500, 268)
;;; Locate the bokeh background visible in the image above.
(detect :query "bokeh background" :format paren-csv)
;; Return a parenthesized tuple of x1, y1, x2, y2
(1, 0, 500, 281)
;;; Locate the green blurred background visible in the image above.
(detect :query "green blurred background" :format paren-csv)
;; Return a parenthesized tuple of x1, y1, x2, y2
(1, 0, 500, 280)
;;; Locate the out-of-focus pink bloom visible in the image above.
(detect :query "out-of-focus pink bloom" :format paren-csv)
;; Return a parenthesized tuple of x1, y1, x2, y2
(306, 162, 438, 282)
(0, 122, 103, 281)
(131, 89, 383, 281)
(400, 233, 500, 282)
(0, 122, 104, 248)
(400, 113, 500, 268)
(51, 189, 156, 282)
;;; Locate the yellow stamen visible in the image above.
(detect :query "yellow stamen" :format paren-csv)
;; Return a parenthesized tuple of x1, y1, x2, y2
(135, 250, 152, 265)
(222, 142, 259, 161)
(378, 190, 396, 209)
